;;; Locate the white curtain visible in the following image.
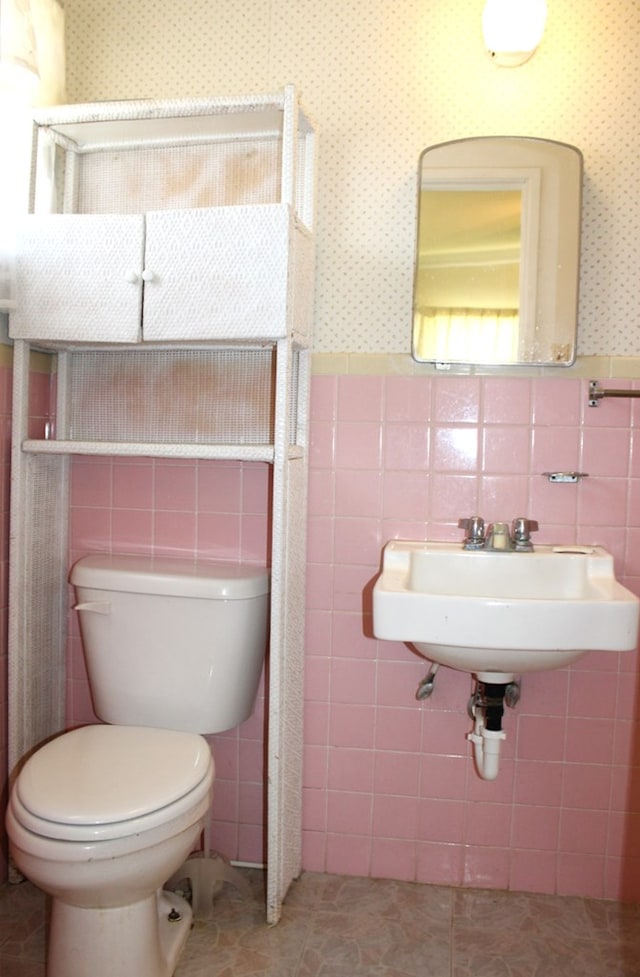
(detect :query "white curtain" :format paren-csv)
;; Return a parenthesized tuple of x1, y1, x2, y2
(0, 0, 65, 308)
(414, 307, 520, 364)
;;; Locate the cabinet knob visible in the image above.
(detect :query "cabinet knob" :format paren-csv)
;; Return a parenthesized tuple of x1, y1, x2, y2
(141, 269, 155, 282)
(124, 270, 139, 284)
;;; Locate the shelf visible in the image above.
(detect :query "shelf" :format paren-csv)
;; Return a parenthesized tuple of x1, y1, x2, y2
(32, 89, 314, 153)
(21, 439, 306, 462)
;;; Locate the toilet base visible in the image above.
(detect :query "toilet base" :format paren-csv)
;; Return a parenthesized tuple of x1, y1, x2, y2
(47, 889, 192, 977)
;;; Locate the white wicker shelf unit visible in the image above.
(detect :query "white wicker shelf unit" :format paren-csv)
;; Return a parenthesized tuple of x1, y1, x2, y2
(8, 87, 316, 924)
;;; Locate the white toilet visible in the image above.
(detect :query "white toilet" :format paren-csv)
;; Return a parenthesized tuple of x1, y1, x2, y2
(6, 553, 269, 977)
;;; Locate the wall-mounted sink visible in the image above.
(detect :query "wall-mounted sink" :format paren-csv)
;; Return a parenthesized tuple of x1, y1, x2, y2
(373, 540, 640, 682)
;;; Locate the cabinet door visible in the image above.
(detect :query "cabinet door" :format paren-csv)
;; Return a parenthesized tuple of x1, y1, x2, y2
(142, 204, 292, 341)
(10, 214, 145, 343)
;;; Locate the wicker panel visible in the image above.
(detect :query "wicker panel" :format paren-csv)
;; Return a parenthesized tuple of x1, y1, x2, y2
(76, 139, 282, 214)
(11, 205, 309, 345)
(9, 454, 67, 769)
(143, 204, 296, 342)
(67, 348, 275, 444)
(10, 214, 144, 342)
(266, 453, 308, 922)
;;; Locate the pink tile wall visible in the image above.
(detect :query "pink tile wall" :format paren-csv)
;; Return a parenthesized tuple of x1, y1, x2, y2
(303, 374, 640, 901)
(67, 459, 271, 866)
(64, 373, 640, 899)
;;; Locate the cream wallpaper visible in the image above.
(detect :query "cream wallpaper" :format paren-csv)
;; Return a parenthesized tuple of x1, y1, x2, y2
(65, 0, 640, 357)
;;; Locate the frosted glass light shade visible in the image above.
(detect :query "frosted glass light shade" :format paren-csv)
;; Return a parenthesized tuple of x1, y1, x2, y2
(482, 0, 547, 66)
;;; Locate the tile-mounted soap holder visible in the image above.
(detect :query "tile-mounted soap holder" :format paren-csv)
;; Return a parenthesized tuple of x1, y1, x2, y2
(542, 472, 589, 483)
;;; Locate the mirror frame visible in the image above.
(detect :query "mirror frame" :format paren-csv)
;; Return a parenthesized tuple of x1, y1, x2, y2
(412, 136, 583, 368)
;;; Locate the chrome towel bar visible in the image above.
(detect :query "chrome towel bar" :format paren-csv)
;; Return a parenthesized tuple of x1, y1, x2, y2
(589, 380, 640, 406)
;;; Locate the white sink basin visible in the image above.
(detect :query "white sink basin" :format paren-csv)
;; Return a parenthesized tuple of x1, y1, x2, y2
(373, 540, 640, 681)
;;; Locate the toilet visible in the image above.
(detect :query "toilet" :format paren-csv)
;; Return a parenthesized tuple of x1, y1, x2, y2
(6, 553, 269, 977)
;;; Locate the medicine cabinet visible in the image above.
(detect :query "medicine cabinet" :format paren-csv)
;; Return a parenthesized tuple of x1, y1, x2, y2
(8, 87, 316, 924)
(412, 136, 582, 367)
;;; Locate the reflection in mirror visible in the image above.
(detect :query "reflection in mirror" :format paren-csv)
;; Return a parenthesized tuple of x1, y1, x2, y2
(412, 137, 582, 367)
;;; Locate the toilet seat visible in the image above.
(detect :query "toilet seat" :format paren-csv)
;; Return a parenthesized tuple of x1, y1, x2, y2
(13, 725, 214, 843)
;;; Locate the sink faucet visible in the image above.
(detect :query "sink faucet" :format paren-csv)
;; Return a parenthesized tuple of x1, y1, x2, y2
(458, 516, 486, 550)
(486, 521, 512, 551)
(510, 517, 539, 552)
(459, 516, 539, 551)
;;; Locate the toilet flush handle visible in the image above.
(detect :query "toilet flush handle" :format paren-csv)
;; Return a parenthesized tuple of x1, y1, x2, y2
(74, 601, 111, 615)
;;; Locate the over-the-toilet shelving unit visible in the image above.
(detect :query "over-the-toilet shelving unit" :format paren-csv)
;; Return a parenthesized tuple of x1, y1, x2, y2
(8, 86, 316, 923)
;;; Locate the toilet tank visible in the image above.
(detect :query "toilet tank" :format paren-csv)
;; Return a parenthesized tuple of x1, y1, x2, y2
(70, 554, 269, 734)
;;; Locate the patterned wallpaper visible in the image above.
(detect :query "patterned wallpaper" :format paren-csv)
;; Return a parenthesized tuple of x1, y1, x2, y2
(65, 0, 640, 356)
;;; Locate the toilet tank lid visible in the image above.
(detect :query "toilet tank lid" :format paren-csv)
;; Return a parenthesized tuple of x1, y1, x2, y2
(70, 554, 269, 599)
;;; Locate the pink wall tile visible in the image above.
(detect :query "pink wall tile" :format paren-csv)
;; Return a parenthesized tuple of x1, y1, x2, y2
(303, 746, 328, 789)
(373, 751, 420, 797)
(557, 852, 605, 898)
(482, 426, 530, 473)
(531, 425, 581, 473)
(531, 378, 581, 427)
(112, 509, 154, 550)
(420, 754, 468, 800)
(326, 790, 372, 835)
(432, 377, 480, 424)
(465, 803, 513, 848)
(370, 838, 416, 881)
(335, 468, 382, 518)
(337, 375, 383, 422)
(483, 377, 532, 425)
(416, 840, 464, 885)
(383, 423, 430, 471)
(328, 747, 375, 792)
(517, 716, 567, 762)
(418, 798, 466, 844)
(509, 849, 557, 894)
(113, 461, 154, 508)
(310, 375, 337, 421)
(559, 809, 609, 854)
(71, 459, 112, 507)
(513, 760, 563, 807)
(153, 509, 197, 554)
(329, 703, 376, 749)
(334, 420, 382, 469)
(432, 427, 479, 472)
(479, 474, 530, 518)
(372, 794, 418, 839)
(325, 833, 371, 877)
(197, 462, 242, 511)
(154, 462, 197, 510)
(382, 470, 429, 521)
(384, 376, 432, 423)
(463, 846, 510, 889)
(52, 372, 640, 899)
(374, 706, 422, 753)
(511, 805, 560, 850)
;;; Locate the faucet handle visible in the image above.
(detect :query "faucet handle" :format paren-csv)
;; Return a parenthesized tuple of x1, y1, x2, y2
(458, 515, 485, 548)
(511, 517, 539, 547)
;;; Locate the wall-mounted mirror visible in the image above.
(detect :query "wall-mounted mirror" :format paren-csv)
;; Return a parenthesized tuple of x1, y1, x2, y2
(412, 137, 582, 367)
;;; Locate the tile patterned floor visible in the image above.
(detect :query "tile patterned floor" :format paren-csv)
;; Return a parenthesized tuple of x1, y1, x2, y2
(1, 869, 640, 976)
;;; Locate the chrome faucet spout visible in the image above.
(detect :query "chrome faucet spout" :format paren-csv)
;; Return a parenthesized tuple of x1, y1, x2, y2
(485, 521, 512, 551)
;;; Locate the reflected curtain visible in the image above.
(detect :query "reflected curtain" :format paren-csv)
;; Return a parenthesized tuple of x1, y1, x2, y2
(414, 307, 520, 364)
(0, 0, 65, 307)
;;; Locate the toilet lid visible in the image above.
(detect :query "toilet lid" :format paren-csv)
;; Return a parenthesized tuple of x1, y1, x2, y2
(16, 725, 212, 827)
